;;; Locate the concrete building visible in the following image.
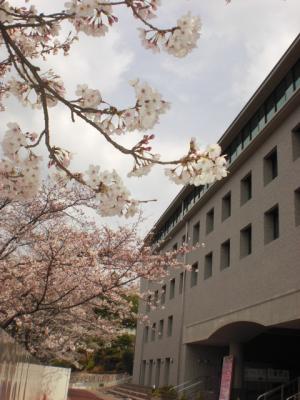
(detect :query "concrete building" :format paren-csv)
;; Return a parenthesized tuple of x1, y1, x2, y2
(132, 34, 300, 400)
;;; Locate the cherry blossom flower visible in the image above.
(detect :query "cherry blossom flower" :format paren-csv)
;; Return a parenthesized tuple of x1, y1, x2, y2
(0, 1, 230, 216)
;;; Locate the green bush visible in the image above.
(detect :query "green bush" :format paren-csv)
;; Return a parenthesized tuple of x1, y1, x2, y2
(151, 386, 177, 399)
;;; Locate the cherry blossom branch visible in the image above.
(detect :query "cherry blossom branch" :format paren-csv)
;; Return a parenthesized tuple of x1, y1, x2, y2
(0, 1, 228, 217)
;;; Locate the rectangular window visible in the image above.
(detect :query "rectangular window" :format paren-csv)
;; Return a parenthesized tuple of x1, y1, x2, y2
(190, 262, 198, 287)
(275, 78, 286, 111)
(264, 205, 279, 244)
(204, 252, 213, 280)
(222, 192, 231, 221)
(164, 358, 170, 386)
(158, 319, 164, 339)
(286, 70, 294, 99)
(295, 188, 300, 227)
(206, 208, 214, 234)
(169, 278, 175, 299)
(140, 360, 146, 385)
(148, 360, 153, 386)
(144, 326, 149, 343)
(292, 123, 300, 161)
(241, 172, 252, 205)
(154, 290, 159, 306)
(258, 105, 266, 131)
(230, 133, 243, 162)
(294, 59, 300, 89)
(167, 316, 173, 337)
(161, 285, 166, 305)
(265, 95, 276, 122)
(250, 111, 260, 139)
(182, 234, 186, 245)
(220, 239, 230, 270)
(146, 295, 151, 312)
(151, 323, 156, 341)
(179, 272, 184, 294)
(193, 222, 200, 245)
(155, 359, 161, 388)
(240, 224, 252, 258)
(264, 147, 278, 185)
(242, 124, 252, 149)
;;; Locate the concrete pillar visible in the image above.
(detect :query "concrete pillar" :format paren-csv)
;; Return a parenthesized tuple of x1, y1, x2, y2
(229, 342, 244, 400)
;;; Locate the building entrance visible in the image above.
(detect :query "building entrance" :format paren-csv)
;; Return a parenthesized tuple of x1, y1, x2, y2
(243, 328, 300, 400)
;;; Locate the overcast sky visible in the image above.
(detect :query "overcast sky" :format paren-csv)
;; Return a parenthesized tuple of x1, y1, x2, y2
(1, 0, 300, 233)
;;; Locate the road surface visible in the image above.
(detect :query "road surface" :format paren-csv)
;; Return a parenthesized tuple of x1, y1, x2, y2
(68, 388, 103, 400)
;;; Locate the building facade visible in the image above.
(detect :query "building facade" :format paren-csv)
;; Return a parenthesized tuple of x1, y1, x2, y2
(133, 35, 300, 400)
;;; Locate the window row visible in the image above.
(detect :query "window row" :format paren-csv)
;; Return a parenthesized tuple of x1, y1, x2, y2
(149, 191, 300, 301)
(140, 358, 172, 387)
(189, 195, 300, 283)
(189, 146, 281, 243)
(225, 60, 300, 164)
(154, 60, 300, 244)
(144, 316, 174, 342)
(146, 272, 185, 312)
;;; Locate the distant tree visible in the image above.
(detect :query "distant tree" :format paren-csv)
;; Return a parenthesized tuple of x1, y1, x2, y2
(92, 334, 135, 374)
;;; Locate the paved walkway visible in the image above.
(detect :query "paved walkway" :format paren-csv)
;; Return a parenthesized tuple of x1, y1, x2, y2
(68, 388, 103, 400)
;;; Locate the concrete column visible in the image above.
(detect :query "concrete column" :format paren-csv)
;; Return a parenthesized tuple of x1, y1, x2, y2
(229, 342, 244, 400)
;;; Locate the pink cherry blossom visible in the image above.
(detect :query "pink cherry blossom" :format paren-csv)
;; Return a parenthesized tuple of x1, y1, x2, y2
(0, 1, 230, 216)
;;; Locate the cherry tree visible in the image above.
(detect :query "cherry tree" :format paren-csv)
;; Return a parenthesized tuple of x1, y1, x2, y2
(0, 182, 188, 361)
(0, 0, 228, 217)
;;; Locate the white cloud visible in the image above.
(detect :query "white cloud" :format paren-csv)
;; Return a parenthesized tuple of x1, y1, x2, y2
(1, 0, 300, 233)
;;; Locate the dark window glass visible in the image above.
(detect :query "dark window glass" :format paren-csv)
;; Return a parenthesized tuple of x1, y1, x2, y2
(179, 272, 184, 294)
(241, 172, 252, 205)
(158, 319, 164, 339)
(222, 192, 231, 221)
(295, 188, 300, 227)
(286, 70, 294, 99)
(206, 208, 214, 234)
(264, 205, 279, 244)
(295, 59, 300, 89)
(240, 224, 252, 258)
(161, 285, 166, 305)
(193, 222, 200, 245)
(169, 278, 175, 299)
(264, 147, 278, 185)
(224, 146, 231, 164)
(204, 253, 213, 280)
(190, 263, 198, 287)
(275, 79, 286, 111)
(265, 95, 276, 122)
(292, 123, 300, 161)
(167, 316, 173, 337)
(220, 240, 230, 270)
(146, 295, 151, 312)
(230, 133, 243, 162)
(144, 326, 149, 342)
(151, 323, 156, 341)
(242, 124, 252, 149)
(250, 112, 260, 139)
(154, 290, 159, 307)
(258, 105, 266, 131)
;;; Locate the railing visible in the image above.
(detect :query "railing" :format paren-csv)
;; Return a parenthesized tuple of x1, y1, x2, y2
(178, 379, 204, 400)
(257, 377, 300, 400)
(286, 392, 300, 400)
(174, 376, 202, 392)
(175, 376, 216, 400)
